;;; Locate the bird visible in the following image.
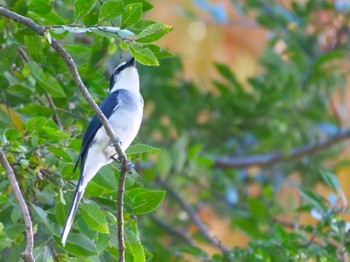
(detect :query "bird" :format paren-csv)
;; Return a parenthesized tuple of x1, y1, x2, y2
(61, 57, 143, 246)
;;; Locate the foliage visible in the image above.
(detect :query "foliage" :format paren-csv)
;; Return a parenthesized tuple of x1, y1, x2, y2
(1, 0, 350, 261)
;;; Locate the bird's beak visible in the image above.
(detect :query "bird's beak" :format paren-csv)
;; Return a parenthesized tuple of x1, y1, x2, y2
(126, 57, 136, 67)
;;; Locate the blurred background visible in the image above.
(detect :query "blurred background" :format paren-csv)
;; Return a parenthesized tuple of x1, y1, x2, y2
(139, 0, 350, 260)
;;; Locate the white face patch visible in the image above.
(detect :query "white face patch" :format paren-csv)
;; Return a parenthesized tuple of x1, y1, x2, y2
(110, 67, 140, 94)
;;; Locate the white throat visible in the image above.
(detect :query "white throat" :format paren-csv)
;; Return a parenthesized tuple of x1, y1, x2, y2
(110, 67, 140, 94)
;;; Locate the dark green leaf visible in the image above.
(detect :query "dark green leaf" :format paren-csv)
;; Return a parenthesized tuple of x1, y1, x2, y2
(7, 85, 32, 99)
(0, 45, 17, 73)
(40, 74, 66, 98)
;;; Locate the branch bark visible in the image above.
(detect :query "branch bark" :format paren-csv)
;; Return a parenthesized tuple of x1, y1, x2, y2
(0, 7, 130, 261)
(44, 92, 63, 130)
(0, 149, 34, 262)
(214, 129, 350, 169)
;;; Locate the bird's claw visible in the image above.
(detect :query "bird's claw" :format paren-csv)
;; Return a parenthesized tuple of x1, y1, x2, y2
(109, 138, 122, 147)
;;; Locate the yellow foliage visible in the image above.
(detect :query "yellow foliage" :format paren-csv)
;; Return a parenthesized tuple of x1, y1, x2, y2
(0, 104, 25, 130)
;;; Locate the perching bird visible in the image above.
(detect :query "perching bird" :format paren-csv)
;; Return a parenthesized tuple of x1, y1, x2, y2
(61, 57, 143, 246)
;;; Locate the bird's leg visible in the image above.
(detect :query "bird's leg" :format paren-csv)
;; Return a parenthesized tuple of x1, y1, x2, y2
(111, 155, 120, 162)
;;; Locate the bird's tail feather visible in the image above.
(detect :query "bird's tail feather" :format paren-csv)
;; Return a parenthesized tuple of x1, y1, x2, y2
(61, 186, 85, 246)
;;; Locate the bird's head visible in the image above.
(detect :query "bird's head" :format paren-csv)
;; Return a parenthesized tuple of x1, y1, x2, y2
(109, 57, 139, 93)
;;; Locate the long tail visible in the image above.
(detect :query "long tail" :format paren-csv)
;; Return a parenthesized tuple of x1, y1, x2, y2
(61, 185, 85, 246)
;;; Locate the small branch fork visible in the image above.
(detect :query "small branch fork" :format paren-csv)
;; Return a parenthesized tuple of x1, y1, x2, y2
(0, 7, 130, 262)
(0, 149, 34, 262)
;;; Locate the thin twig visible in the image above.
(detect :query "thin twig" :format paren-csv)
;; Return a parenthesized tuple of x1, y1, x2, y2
(44, 92, 63, 130)
(0, 7, 131, 261)
(0, 148, 34, 262)
(215, 129, 350, 169)
(159, 180, 231, 255)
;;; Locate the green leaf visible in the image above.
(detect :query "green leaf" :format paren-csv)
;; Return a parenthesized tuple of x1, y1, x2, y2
(123, 0, 153, 12)
(74, 0, 97, 22)
(156, 150, 172, 177)
(40, 74, 66, 98)
(5, 129, 21, 141)
(126, 143, 160, 155)
(7, 84, 32, 100)
(125, 227, 145, 262)
(80, 203, 109, 233)
(90, 165, 117, 192)
(320, 170, 340, 193)
(39, 127, 68, 141)
(30, 204, 54, 234)
(19, 104, 55, 117)
(48, 146, 72, 162)
(28, 0, 52, 14)
(135, 22, 172, 43)
(25, 116, 47, 131)
(144, 44, 174, 59)
(300, 190, 327, 210)
(128, 43, 158, 66)
(128, 188, 165, 215)
(0, 45, 17, 73)
(215, 63, 242, 89)
(58, 233, 98, 256)
(28, 62, 66, 97)
(121, 3, 143, 29)
(98, 0, 124, 23)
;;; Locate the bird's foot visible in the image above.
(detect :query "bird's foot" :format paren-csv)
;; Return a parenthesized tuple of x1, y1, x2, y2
(111, 156, 134, 174)
(109, 138, 122, 147)
(125, 160, 134, 174)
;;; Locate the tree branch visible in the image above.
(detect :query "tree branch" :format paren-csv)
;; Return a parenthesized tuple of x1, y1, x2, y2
(159, 180, 231, 256)
(149, 214, 195, 246)
(44, 92, 63, 130)
(0, 7, 131, 261)
(0, 149, 34, 262)
(214, 129, 350, 169)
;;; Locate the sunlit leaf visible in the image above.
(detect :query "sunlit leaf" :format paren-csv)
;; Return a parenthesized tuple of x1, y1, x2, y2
(74, 0, 97, 22)
(135, 22, 172, 43)
(126, 143, 160, 155)
(127, 43, 158, 66)
(121, 3, 143, 29)
(128, 188, 165, 215)
(98, 0, 124, 23)
(81, 203, 109, 233)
